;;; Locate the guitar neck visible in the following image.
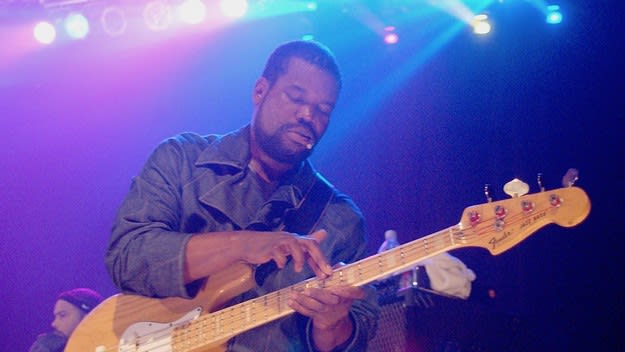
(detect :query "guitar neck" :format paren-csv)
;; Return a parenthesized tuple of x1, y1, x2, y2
(173, 224, 465, 349)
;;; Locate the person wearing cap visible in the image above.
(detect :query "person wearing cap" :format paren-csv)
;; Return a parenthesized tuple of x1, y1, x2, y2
(29, 288, 104, 352)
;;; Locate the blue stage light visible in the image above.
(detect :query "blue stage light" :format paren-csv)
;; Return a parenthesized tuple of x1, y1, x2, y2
(546, 5, 562, 24)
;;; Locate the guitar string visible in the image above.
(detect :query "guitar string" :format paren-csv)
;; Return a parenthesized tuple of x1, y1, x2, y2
(104, 226, 448, 352)
(98, 195, 559, 351)
(171, 229, 458, 350)
(99, 228, 516, 351)
(171, 197, 558, 349)
(173, 220, 486, 350)
(102, 227, 511, 350)
(138, 232, 451, 350)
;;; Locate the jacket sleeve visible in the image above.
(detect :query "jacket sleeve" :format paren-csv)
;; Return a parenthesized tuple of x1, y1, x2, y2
(105, 137, 198, 298)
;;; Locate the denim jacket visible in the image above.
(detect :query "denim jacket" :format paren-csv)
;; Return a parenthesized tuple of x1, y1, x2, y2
(105, 125, 379, 351)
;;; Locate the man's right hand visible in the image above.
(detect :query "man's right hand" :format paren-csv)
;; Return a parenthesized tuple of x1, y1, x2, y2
(239, 229, 333, 279)
(184, 229, 333, 283)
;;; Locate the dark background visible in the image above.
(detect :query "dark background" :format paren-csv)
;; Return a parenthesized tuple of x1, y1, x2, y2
(1, 1, 623, 350)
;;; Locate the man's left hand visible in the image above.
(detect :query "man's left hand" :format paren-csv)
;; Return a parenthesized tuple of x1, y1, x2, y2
(288, 285, 364, 329)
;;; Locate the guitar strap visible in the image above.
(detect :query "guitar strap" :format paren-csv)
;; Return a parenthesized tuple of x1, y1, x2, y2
(255, 172, 334, 286)
(280, 172, 334, 234)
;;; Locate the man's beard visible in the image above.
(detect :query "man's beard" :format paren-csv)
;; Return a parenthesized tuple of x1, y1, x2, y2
(253, 123, 313, 165)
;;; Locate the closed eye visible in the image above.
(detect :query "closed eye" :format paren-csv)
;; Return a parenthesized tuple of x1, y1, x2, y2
(285, 88, 334, 117)
(284, 88, 304, 104)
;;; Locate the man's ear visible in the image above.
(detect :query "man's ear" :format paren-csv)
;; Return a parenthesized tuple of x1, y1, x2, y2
(252, 77, 269, 104)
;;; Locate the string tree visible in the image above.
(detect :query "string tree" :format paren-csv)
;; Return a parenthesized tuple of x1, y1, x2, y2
(484, 183, 493, 203)
(537, 173, 545, 192)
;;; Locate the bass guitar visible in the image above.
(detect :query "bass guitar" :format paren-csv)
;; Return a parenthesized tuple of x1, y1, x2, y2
(66, 184, 590, 352)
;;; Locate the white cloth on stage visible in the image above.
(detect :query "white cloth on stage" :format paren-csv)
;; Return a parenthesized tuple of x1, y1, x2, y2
(421, 252, 476, 299)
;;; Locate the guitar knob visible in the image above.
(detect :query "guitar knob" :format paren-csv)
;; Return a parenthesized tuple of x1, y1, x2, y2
(503, 178, 529, 198)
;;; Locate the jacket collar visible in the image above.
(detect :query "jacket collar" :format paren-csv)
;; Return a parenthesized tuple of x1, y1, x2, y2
(194, 125, 251, 171)
(194, 125, 319, 229)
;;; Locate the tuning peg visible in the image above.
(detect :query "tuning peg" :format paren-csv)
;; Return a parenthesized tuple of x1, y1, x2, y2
(537, 173, 545, 192)
(484, 184, 493, 203)
(562, 168, 579, 187)
(503, 178, 529, 198)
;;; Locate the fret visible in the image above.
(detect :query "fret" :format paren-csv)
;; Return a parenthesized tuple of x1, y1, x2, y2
(229, 307, 236, 334)
(347, 265, 356, 283)
(211, 314, 217, 339)
(244, 303, 250, 323)
(250, 300, 256, 323)
(449, 227, 456, 245)
(218, 310, 224, 334)
(201, 315, 208, 340)
(385, 249, 399, 267)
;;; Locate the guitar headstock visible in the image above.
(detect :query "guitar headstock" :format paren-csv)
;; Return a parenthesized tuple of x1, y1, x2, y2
(457, 186, 591, 255)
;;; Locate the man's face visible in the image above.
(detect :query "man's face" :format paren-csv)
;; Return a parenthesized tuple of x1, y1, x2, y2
(252, 57, 339, 165)
(51, 299, 85, 337)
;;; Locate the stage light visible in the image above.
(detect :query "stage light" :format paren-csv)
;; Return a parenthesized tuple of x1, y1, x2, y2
(143, 0, 173, 31)
(219, 0, 248, 19)
(305, 2, 318, 11)
(384, 33, 399, 45)
(383, 26, 399, 45)
(64, 12, 90, 39)
(33, 21, 56, 44)
(472, 14, 491, 35)
(100, 6, 127, 37)
(545, 5, 562, 24)
(178, 0, 207, 24)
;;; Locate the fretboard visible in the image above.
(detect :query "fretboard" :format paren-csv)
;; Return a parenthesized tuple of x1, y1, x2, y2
(171, 223, 470, 350)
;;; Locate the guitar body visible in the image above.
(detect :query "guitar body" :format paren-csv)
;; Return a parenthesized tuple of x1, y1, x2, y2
(65, 263, 255, 352)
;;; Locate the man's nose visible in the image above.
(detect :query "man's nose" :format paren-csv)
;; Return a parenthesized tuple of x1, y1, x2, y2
(296, 105, 314, 122)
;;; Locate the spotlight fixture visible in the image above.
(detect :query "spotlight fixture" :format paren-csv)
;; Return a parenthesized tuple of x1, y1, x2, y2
(383, 26, 399, 45)
(143, 0, 172, 31)
(545, 4, 562, 24)
(100, 6, 127, 36)
(219, 0, 248, 19)
(63, 11, 90, 39)
(177, 0, 207, 24)
(472, 14, 491, 35)
(33, 21, 57, 44)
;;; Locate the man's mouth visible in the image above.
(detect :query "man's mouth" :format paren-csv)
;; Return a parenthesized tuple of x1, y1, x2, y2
(288, 129, 315, 147)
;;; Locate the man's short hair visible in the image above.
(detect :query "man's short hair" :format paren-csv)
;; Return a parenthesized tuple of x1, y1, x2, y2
(262, 40, 342, 91)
